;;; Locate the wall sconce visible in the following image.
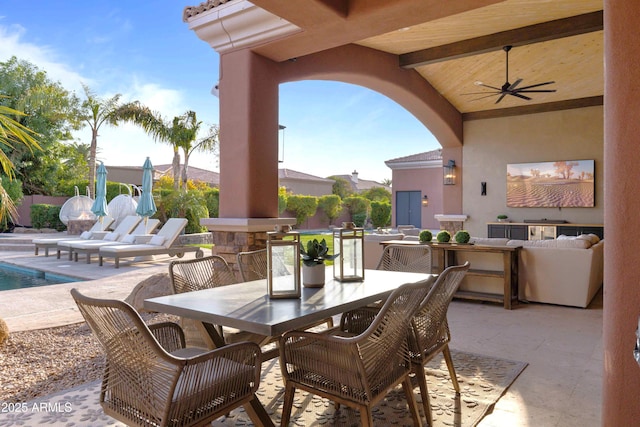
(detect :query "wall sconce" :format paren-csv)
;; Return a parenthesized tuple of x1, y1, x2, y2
(422, 195, 429, 207)
(443, 160, 456, 185)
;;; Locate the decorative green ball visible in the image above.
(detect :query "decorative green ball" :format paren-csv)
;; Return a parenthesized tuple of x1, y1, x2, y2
(436, 230, 451, 243)
(419, 230, 432, 242)
(455, 230, 471, 244)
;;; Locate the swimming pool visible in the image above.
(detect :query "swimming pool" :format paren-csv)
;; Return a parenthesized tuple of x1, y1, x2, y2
(0, 263, 80, 291)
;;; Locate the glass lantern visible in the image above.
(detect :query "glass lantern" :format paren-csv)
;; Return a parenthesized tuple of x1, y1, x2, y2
(333, 222, 365, 282)
(267, 225, 301, 299)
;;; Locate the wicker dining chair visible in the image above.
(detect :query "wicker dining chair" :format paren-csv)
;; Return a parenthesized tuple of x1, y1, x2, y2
(169, 255, 279, 358)
(340, 262, 470, 426)
(279, 279, 433, 427)
(377, 243, 433, 273)
(70, 288, 270, 427)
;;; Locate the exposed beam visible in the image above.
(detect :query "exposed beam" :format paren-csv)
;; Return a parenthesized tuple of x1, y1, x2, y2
(462, 96, 603, 121)
(400, 11, 603, 68)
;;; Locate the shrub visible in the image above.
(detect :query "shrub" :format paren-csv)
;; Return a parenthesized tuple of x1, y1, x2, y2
(31, 204, 65, 230)
(454, 230, 471, 244)
(436, 230, 451, 243)
(370, 201, 391, 228)
(203, 187, 219, 218)
(318, 194, 342, 225)
(286, 195, 318, 226)
(419, 230, 432, 242)
(352, 212, 367, 227)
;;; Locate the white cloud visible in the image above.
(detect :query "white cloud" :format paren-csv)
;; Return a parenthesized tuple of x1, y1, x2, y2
(0, 24, 91, 93)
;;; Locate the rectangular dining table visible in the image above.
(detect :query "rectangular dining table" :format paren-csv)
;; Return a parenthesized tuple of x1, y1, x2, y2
(144, 268, 433, 338)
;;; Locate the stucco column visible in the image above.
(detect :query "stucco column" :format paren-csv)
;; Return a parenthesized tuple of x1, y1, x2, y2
(603, 0, 640, 423)
(218, 48, 280, 218)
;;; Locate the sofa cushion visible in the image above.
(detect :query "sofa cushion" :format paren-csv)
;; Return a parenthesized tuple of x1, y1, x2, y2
(469, 237, 509, 246)
(508, 238, 592, 249)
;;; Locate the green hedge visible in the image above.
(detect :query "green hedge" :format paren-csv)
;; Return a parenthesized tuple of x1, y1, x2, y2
(31, 204, 65, 231)
(286, 195, 318, 226)
(370, 201, 391, 228)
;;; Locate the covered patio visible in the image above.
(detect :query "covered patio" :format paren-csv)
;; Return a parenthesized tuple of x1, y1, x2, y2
(181, 0, 635, 424)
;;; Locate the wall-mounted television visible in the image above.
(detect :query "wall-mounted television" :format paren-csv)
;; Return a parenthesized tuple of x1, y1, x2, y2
(506, 160, 595, 208)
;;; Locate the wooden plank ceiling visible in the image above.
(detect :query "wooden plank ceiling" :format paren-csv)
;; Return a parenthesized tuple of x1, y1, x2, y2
(248, 0, 604, 118)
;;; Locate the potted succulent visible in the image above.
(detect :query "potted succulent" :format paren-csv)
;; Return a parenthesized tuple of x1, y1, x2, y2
(497, 214, 509, 223)
(419, 230, 433, 243)
(454, 230, 471, 244)
(300, 238, 339, 287)
(436, 230, 451, 243)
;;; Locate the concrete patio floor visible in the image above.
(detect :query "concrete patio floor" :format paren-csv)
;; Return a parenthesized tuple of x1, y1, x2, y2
(0, 246, 602, 427)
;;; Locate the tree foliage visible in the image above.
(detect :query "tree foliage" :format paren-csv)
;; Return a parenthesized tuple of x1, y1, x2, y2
(317, 194, 342, 225)
(362, 186, 391, 203)
(370, 201, 391, 228)
(278, 186, 290, 215)
(116, 103, 218, 190)
(286, 195, 318, 226)
(329, 176, 353, 199)
(0, 56, 80, 195)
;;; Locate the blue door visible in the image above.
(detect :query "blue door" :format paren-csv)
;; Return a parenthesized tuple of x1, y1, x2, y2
(396, 191, 421, 228)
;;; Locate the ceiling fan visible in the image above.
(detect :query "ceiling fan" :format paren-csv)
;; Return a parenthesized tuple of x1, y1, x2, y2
(465, 45, 556, 104)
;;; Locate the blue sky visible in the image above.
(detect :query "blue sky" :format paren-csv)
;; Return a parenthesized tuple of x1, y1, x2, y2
(0, 0, 440, 181)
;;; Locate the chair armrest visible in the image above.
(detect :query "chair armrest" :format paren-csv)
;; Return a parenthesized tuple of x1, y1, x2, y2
(339, 306, 380, 335)
(148, 322, 186, 353)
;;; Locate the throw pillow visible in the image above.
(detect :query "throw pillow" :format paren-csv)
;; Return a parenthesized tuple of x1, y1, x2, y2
(104, 232, 119, 241)
(149, 235, 166, 246)
(80, 231, 93, 239)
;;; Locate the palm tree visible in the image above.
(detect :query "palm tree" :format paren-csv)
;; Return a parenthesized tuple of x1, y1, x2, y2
(78, 83, 122, 198)
(116, 103, 218, 190)
(0, 102, 41, 225)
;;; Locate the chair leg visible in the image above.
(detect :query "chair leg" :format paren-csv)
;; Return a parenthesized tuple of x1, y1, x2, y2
(442, 345, 460, 393)
(280, 382, 296, 427)
(402, 376, 423, 427)
(243, 394, 275, 427)
(359, 406, 374, 427)
(415, 365, 433, 427)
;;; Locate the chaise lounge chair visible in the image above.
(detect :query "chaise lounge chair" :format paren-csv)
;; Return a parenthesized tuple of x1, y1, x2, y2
(98, 218, 204, 268)
(32, 215, 115, 257)
(56, 215, 142, 261)
(69, 218, 160, 264)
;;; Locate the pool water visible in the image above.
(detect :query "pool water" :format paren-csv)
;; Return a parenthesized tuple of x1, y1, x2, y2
(0, 263, 79, 291)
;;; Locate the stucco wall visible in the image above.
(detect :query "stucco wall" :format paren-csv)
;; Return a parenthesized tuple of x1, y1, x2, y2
(462, 105, 604, 237)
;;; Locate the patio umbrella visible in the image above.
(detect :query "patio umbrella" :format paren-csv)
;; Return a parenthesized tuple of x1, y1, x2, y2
(90, 162, 109, 222)
(136, 157, 157, 223)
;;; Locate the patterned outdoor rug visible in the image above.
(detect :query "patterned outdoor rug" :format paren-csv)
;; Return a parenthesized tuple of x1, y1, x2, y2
(0, 350, 526, 427)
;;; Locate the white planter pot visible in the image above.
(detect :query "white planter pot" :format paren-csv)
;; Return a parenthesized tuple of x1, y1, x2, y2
(303, 263, 326, 288)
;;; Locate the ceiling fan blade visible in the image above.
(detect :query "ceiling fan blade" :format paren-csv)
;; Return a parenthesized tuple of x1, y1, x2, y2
(474, 81, 502, 91)
(515, 81, 555, 91)
(510, 92, 532, 101)
(508, 78, 523, 91)
(516, 89, 557, 93)
(461, 91, 500, 96)
(470, 93, 505, 101)
(495, 93, 508, 104)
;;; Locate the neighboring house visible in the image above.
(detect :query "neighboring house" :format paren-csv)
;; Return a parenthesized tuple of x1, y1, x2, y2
(279, 168, 334, 196)
(385, 149, 443, 230)
(106, 164, 220, 187)
(331, 170, 391, 194)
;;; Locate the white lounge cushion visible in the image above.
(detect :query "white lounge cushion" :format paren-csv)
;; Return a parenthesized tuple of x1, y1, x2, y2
(80, 231, 93, 239)
(149, 235, 166, 246)
(121, 234, 136, 244)
(104, 232, 119, 241)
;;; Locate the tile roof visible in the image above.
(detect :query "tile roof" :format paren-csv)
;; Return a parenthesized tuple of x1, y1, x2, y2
(183, 0, 234, 21)
(154, 164, 220, 186)
(384, 149, 442, 164)
(279, 168, 334, 183)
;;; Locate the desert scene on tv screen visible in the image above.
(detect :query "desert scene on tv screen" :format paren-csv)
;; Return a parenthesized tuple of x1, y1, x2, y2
(507, 160, 595, 208)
